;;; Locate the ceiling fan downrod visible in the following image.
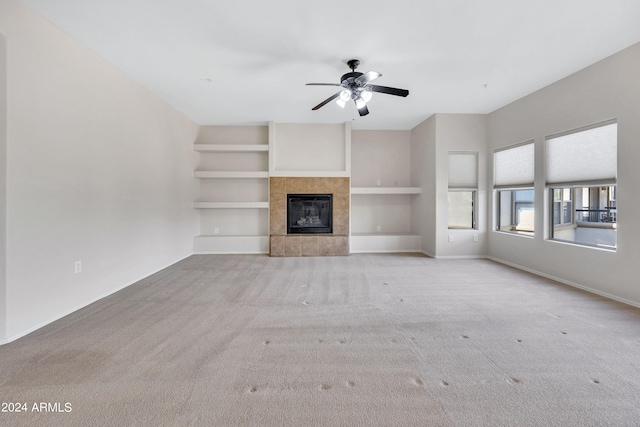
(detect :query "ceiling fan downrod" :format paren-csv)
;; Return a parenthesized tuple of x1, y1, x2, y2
(347, 59, 360, 72)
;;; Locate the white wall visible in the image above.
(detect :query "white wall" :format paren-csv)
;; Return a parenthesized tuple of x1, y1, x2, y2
(196, 126, 268, 146)
(434, 114, 488, 258)
(488, 42, 640, 306)
(0, 32, 7, 339)
(271, 123, 349, 176)
(0, 1, 199, 342)
(350, 194, 412, 234)
(351, 130, 413, 235)
(351, 130, 411, 187)
(410, 116, 436, 255)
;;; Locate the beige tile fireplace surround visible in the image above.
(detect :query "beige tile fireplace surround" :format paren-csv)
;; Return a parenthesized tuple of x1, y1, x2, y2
(269, 177, 349, 257)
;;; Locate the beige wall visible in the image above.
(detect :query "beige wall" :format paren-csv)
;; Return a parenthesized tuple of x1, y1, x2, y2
(351, 130, 411, 187)
(270, 122, 349, 175)
(0, 32, 6, 339)
(488, 42, 640, 306)
(351, 130, 413, 235)
(434, 114, 488, 258)
(411, 116, 436, 255)
(0, 1, 199, 342)
(411, 114, 488, 258)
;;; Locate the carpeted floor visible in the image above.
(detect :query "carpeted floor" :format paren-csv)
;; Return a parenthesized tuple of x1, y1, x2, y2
(1, 253, 640, 426)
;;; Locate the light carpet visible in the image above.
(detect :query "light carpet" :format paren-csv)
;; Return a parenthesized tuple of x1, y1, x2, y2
(1, 253, 640, 426)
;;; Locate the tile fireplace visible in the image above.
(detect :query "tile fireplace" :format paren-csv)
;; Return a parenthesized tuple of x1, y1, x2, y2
(269, 177, 349, 257)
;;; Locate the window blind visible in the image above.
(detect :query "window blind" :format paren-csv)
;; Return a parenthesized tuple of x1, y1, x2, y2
(546, 122, 617, 185)
(494, 142, 534, 188)
(448, 152, 477, 188)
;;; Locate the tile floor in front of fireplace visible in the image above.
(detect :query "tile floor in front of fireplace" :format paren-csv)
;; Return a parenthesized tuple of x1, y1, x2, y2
(270, 235, 349, 257)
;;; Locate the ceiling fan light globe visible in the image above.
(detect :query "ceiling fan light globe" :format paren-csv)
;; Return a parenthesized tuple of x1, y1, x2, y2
(339, 90, 351, 102)
(354, 97, 367, 110)
(335, 98, 347, 108)
(361, 90, 373, 103)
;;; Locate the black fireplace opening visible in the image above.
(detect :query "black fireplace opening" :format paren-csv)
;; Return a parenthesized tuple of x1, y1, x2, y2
(287, 194, 333, 234)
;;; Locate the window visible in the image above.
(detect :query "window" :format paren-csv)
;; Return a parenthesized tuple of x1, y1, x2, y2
(448, 191, 475, 229)
(546, 121, 617, 249)
(494, 142, 535, 235)
(448, 152, 477, 229)
(498, 189, 534, 234)
(552, 188, 572, 226)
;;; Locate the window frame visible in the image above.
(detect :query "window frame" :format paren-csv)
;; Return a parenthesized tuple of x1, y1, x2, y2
(493, 141, 535, 237)
(448, 151, 478, 230)
(548, 185, 617, 250)
(448, 189, 477, 230)
(496, 188, 535, 236)
(545, 120, 617, 251)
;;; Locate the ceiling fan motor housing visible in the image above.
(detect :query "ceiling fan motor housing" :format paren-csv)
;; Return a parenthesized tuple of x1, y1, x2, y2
(340, 71, 364, 84)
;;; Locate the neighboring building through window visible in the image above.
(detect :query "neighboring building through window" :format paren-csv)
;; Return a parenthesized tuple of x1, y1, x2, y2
(498, 189, 534, 234)
(494, 142, 535, 235)
(448, 152, 477, 229)
(546, 121, 617, 249)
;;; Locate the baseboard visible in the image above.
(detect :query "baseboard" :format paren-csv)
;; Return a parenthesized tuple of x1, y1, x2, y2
(349, 249, 424, 254)
(416, 250, 486, 260)
(488, 256, 640, 309)
(433, 255, 489, 260)
(194, 251, 269, 255)
(0, 253, 193, 346)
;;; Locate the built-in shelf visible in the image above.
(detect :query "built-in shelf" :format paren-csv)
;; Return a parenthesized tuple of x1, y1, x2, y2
(194, 144, 269, 152)
(270, 171, 350, 178)
(194, 171, 269, 179)
(350, 233, 422, 253)
(350, 232, 420, 236)
(193, 127, 271, 255)
(350, 187, 422, 194)
(194, 235, 269, 254)
(194, 202, 269, 209)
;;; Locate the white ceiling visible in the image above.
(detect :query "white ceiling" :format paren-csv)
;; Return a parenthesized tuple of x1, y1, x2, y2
(20, 0, 640, 130)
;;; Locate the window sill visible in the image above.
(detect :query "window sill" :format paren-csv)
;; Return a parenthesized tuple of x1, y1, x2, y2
(495, 229, 534, 238)
(576, 221, 617, 230)
(553, 223, 577, 232)
(547, 238, 617, 252)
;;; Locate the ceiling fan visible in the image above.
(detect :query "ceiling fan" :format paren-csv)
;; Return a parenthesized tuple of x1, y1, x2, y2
(306, 59, 409, 116)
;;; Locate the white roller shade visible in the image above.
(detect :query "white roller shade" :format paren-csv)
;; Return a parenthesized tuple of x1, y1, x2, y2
(494, 142, 534, 188)
(546, 122, 617, 185)
(448, 152, 477, 188)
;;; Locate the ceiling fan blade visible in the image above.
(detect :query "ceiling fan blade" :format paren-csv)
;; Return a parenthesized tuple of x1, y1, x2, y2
(312, 92, 341, 110)
(369, 85, 409, 97)
(306, 83, 342, 86)
(355, 71, 381, 85)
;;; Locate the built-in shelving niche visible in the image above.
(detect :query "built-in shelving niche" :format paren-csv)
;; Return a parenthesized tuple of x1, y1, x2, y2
(350, 130, 422, 253)
(193, 126, 270, 254)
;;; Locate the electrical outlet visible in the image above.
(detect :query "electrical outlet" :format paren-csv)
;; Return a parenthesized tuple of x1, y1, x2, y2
(214, 227, 219, 234)
(376, 179, 381, 186)
(473, 234, 478, 242)
(376, 225, 381, 232)
(448, 235, 454, 242)
(74, 261, 82, 274)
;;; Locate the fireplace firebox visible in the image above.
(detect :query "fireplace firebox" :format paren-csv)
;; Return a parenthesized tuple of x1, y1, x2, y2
(287, 194, 333, 234)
